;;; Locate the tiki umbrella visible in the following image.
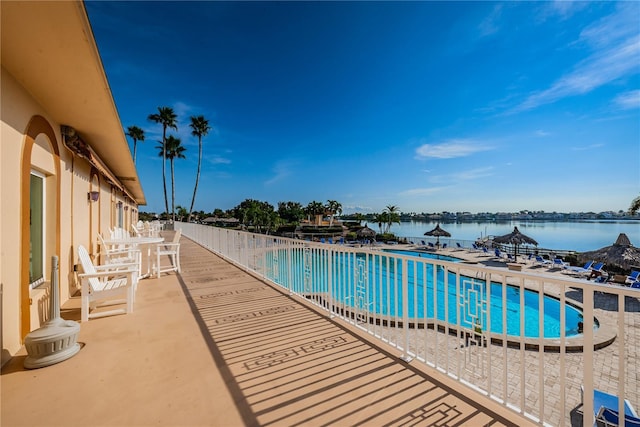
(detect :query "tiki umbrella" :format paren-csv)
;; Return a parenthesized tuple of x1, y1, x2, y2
(493, 226, 538, 262)
(424, 223, 451, 247)
(357, 225, 377, 242)
(578, 233, 640, 271)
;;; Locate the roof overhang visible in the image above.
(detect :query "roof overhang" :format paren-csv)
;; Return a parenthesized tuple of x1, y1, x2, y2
(1, 1, 146, 205)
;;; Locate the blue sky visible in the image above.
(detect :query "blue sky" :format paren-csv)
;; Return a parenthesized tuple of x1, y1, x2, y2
(85, 1, 639, 215)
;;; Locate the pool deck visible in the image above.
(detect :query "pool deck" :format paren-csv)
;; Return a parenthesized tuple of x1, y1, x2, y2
(2, 234, 523, 427)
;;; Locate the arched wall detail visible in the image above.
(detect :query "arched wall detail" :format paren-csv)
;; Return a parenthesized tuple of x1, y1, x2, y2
(20, 115, 61, 340)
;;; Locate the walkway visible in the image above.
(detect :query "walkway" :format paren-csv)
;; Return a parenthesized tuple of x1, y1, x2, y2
(1, 235, 522, 426)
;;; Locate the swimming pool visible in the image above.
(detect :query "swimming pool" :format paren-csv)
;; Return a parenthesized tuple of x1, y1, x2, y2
(382, 249, 463, 263)
(265, 249, 587, 339)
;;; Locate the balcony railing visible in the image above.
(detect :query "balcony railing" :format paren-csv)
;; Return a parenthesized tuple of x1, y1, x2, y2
(179, 222, 639, 426)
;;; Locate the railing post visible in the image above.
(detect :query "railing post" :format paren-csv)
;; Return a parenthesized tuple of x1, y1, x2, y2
(401, 257, 412, 362)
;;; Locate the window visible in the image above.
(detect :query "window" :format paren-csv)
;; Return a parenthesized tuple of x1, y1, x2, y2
(30, 171, 45, 288)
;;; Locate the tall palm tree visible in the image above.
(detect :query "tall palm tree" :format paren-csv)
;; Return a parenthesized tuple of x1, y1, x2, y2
(158, 135, 186, 223)
(630, 196, 640, 215)
(325, 200, 342, 227)
(188, 115, 212, 223)
(384, 205, 400, 233)
(125, 125, 145, 165)
(148, 107, 177, 217)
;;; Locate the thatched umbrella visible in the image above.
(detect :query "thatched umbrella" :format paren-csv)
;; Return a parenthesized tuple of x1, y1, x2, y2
(492, 226, 538, 262)
(356, 225, 377, 242)
(424, 223, 451, 246)
(578, 233, 640, 271)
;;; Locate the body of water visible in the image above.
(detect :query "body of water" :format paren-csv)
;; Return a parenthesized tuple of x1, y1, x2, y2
(383, 220, 639, 252)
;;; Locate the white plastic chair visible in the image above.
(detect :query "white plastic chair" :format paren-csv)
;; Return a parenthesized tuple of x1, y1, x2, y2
(155, 229, 181, 278)
(97, 233, 141, 284)
(77, 245, 136, 322)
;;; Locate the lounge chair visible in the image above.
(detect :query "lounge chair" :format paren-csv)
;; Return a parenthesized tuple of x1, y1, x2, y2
(589, 262, 606, 279)
(77, 245, 136, 322)
(552, 258, 569, 269)
(567, 261, 595, 275)
(626, 271, 640, 285)
(535, 256, 552, 266)
(630, 281, 640, 289)
(582, 386, 640, 427)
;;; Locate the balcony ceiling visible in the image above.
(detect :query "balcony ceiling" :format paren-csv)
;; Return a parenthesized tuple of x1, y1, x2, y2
(1, 1, 146, 205)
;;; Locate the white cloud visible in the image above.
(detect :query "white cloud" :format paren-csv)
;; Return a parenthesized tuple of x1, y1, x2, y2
(477, 4, 503, 37)
(210, 156, 231, 164)
(535, 130, 551, 137)
(399, 186, 450, 197)
(453, 167, 495, 181)
(512, 5, 639, 113)
(570, 143, 604, 151)
(613, 90, 640, 110)
(415, 139, 494, 159)
(265, 159, 297, 186)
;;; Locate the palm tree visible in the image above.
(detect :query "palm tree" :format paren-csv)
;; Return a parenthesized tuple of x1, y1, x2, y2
(305, 201, 325, 225)
(148, 107, 178, 217)
(373, 212, 388, 234)
(187, 115, 212, 223)
(630, 196, 640, 215)
(125, 125, 145, 165)
(325, 200, 342, 227)
(159, 135, 186, 223)
(384, 205, 400, 233)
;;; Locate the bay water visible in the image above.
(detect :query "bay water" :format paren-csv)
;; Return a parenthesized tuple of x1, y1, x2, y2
(385, 220, 639, 252)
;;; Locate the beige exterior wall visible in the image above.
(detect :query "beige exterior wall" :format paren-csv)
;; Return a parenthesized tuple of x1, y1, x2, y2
(1, 67, 139, 365)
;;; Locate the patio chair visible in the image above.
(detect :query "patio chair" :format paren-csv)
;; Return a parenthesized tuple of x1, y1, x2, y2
(582, 386, 640, 427)
(77, 245, 136, 322)
(155, 229, 181, 278)
(626, 271, 640, 285)
(97, 234, 141, 281)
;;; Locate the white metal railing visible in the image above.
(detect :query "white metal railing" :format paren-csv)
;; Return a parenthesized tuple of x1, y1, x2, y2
(178, 222, 639, 427)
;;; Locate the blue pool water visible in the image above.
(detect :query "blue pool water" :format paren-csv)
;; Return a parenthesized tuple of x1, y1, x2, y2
(382, 249, 463, 263)
(266, 249, 587, 339)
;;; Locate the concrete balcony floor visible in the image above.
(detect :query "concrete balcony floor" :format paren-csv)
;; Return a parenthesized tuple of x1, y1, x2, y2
(2, 235, 524, 426)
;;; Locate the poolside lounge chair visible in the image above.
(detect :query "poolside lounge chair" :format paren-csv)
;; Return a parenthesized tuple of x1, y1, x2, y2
(566, 260, 595, 275)
(589, 262, 606, 279)
(552, 258, 569, 269)
(582, 386, 640, 427)
(630, 281, 640, 289)
(535, 256, 552, 266)
(626, 271, 640, 285)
